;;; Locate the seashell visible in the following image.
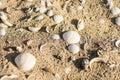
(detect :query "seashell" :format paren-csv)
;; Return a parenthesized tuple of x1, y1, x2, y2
(81, 58, 90, 71)
(63, 30, 80, 44)
(0, 11, 13, 26)
(53, 15, 63, 24)
(25, 7, 33, 13)
(115, 17, 120, 26)
(98, 18, 105, 24)
(0, 23, 8, 28)
(39, 6, 47, 13)
(15, 53, 36, 71)
(28, 27, 41, 32)
(80, 0, 86, 4)
(40, 0, 45, 6)
(16, 46, 23, 52)
(46, 0, 52, 7)
(77, 5, 83, 11)
(115, 39, 120, 47)
(89, 57, 106, 70)
(77, 19, 84, 31)
(47, 10, 53, 17)
(34, 15, 44, 21)
(111, 7, 120, 15)
(0, 28, 6, 36)
(51, 34, 60, 40)
(64, 67, 71, 74)
(0, 74, 18, 80)
(106, 0, 113, 9)
(68, 44, 80, 54)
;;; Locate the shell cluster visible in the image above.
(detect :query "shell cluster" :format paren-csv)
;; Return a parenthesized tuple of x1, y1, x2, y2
(15, 53, 36, 71)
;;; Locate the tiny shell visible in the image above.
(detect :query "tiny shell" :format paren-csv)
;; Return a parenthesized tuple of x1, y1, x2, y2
(28, 27, 41, 32)
(53, 15, 63, 24)
(34, 15, 44, 21)
(39, 6, 47, 13)
(15, 53, 36, 71)
(115, 39, 120, 47)
(0, 28, 6, 36)
(63, 30, 80, 44)
(77, 19, 84, 31)
(16, 46, 23, 52)
(111, 7, 120, 15)
(47, 10, 53, 17)
(46, 0, 52, 7)
(115, 17, 120, 26)
(51, 34, 60, 40)
(77, 6, 83, 11)
(0, 74, 18, 80)
(68, 44, 80, 54)
(64, 67, 71, 74)
(0, 11, 13, 26)
(98, 18, 105, 24)
(40, 0, 45, 6)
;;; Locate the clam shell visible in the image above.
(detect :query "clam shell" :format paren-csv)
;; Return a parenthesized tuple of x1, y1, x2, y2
(0, 74, 18, 80)
(111, 7, 120, 15)
(51, 34, 60, 40)
(63, 30, 80, 44)
(77, 19, 84, 31)
(53, 15, 63, 24)
(15, 53, 36, 71)
(115, 17, 120, 26)
(39, 6, 47, 13)
(34, 15, 44, 21)
(28, 27, 41, 32)
(115, 39, 120, 47)
(47, 10, 53, 17)
(68, 44, 80, 54)
(0, 28, 6, 36)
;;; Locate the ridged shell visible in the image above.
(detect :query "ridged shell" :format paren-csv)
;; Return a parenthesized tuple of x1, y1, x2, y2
(53, 15, 63, 24)
(111, 7, 120, 15)
(63, 30, 80, 44)
(15, 53, 36, 71)
(68, 44, 80, 54)
(115, 17, 120, 26)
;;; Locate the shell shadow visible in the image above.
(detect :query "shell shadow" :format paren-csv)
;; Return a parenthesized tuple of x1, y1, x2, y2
(5, 53, 19, 67)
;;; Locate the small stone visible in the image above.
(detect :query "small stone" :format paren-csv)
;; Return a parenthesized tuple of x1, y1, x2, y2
(64, 67, 71, 74)
(39, 6, 47, 13)
(47, 10, 53, 17)
(98, 18, 105, 24)
(68, 44, 80, 54)
(51, 34, 60, 40)
(53, 15, 63, 24)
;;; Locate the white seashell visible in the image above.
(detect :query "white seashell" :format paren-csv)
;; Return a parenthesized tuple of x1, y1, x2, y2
(28, 27, 41, 32)
(106, 0, 113, 9)
(68, 44, 80, 54)
(53, 15, 63, 24)
(46, 0, 52, 7)
(77, 5, 83, 11)
(98, 18, 105, 24)
(111, 7, 120, 15)
(51, 34, 60, 40)
(47, 10, 53, 17)
(0, 28, 6, 36)
(64, 67, 71, 74)
(15, 53, 36, 71)
(34, 15, 44, 21)
(80, 0, 86, 4)
(0, 23, 8, 28)
(0, 11, 13, 26)
(40, 0, 45, 6)
(63, 30, 80, 44)
(0, 74, 18, 80)
(77, 19, 84, 31)
(115, 17, 120, 26)
(39, 6, 47, 13)
(115, 39, 120, 47)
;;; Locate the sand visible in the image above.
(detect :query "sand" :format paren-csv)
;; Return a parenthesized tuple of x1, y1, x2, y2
(0, 0, 120, 80)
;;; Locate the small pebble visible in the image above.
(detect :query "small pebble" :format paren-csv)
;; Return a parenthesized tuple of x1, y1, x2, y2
(115, 17, 120, 26)
(98, 18, 105, 24)
(51, 34, 60, 40)
(39, 6, 47, 13)
(47, 10, 53, 17)
(46, 0, 52, 7)
(53, 15, 63, 24)
(77, 5, 83, 11)
(111, 7, 120, 15)
(68, 44, 80, 54)
(64, 67, 71, 74)
(34, 15, 44, 21)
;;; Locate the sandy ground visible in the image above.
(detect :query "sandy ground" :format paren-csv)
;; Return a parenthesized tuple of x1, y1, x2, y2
(0, 0, 120, 80)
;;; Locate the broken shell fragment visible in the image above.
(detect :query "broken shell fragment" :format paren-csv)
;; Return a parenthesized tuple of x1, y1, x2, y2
(0, 74, 18, 80)
(51, 34, 60, 40)
(77, 19, 84, 31)
(15, 53, 36, 71)
(115, 17, 120, 26)
(0, 11, 13, 26)
(111, 7, 120, 15)
(28, 27, 41, 32)
(47, 10, 53, 17)
(68, 44, 80, 54)
(0, 28, 6, 36)
(115, 39, 120, 47)
(39, 6, 47, 13)
(34, 15, 44, 21)
(46, 0, 52, 7)
(53, 15, 63, 24)
(63, 30, 80, 44)
(80, 0, 86, 4)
